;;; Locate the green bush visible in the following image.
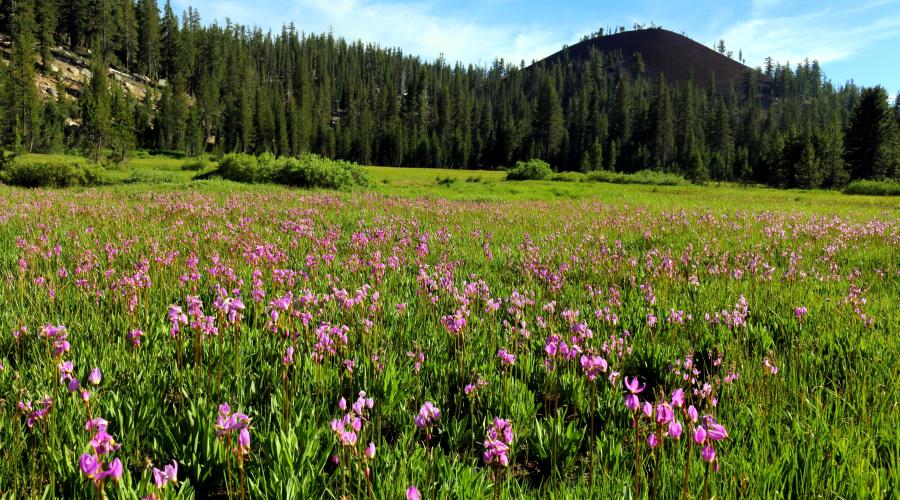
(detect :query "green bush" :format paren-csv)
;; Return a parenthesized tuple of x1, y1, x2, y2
(584, 169, 688, 186)
(506, 159, 553, 180)
(181, 158, 212, 171)
(549, 172, 585, 182)
(842, 180, 900, 196)
(0, 155, 103, 188)
(214, 153, 371, 190)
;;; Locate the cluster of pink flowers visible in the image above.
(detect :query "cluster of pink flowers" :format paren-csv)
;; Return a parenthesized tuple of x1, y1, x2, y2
(483, 418, 514, 467)
(580, 353, 608, 381)
(330, 392, 374, 447)
(496, 348, 515, 366)
(40, 324, 70, 357)
(414, 402, 441, 442)
(464, 376, 488, 396)
(215, 403, 251, 457)
(312, 323, 350, 362)
(79, 418, 124, 487)
(18, 396, 53, 428)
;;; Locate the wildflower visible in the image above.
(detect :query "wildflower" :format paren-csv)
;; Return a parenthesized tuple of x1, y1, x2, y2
(671, 388, 685, 408)
(580, 353, 608, 380)
(283, 346, 295, 366)
(668, 420, 683, 439)
(624, 376, 645, 412)
(483, 418, 514, 467)
(763, 357, 779, 376)
(89, 368, 102, 386)
(407, 486, 421, 500)
(167, 305, 188, 337)
(414, 402, 441, 441)
(237, 428, 251, 455)
(365, 442, 376, 460)
(152, 460, 179, 489)
(215, 403, 251, 438)
(407, 350, 425, 374)
(465, 377, 488, 396)
(126, 329, 144, 348)
(496, 348, 515, 366)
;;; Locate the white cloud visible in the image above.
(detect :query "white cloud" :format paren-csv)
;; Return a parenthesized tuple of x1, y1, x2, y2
(289, 0, 572, 65)
(718, 2, 900, 68)
(177, 0, 573, 66)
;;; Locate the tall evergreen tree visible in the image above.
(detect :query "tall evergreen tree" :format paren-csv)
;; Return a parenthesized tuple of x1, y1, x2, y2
(136, 0, 160, 78)
(2, 0, 41, 151)
(844, 86, 898, 180)
(79, 57, 112, 161)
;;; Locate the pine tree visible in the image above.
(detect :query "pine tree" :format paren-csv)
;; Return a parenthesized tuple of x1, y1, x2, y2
(160, 0, 181, 80)
(108, 84, 135, 162)
(2, 0, 41, 152)
(136, 0, 161, 78)
(79, 58, 112, 161)
(651, 74, 675, 170)
(844, 86, 898, 180)
(117, 0, 139, 71)
(794, 141, 821, 189)
(533, 76, 564, 163)
(35, 0, 57, 71)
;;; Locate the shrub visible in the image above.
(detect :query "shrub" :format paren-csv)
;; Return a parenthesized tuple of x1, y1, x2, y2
(0, 155, 103, 188)
(549, 172, 585, 182)
(215, 153, 371, 190)
(842, 180, 900, 196)
(584, 169, 688, 186)
(181, 158, 212, 171)
(506, 159, 553, 181)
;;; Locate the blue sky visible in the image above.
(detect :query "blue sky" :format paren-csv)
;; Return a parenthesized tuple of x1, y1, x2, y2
(170, 0, 900, 95)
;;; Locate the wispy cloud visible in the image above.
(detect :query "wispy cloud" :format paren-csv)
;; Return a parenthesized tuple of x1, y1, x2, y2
(288, 0, 573, 65)
(719, 1, 900, 69)
(177, 0, 575, 66)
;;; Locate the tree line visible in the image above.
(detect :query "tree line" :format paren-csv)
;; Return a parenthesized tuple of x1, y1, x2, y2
(0, 0, 898, 187)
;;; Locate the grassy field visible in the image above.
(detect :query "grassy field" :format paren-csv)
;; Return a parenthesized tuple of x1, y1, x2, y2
(0, 157, 897, 498)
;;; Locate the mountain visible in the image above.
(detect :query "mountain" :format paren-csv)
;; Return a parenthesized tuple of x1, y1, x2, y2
(536, 28, 771, 96)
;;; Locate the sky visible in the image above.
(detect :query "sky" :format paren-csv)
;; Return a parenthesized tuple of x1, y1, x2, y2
(170, 0, 900, 95)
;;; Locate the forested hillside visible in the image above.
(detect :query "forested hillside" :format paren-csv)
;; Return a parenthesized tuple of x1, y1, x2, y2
(0, 0, 898, 187)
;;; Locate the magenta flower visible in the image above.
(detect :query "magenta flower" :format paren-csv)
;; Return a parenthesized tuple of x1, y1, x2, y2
(693, 425, 707, 444)
(407, 486, 421, 500)
(580, 354, 608, 380)
(80, 453, 100, 478)
(464, 377, 488, 396)
(668, 420, 683, 439)
(88, 368, 102, 386)
(496, 348, 515, 366)
(414, 402, 441, 433)
(671, 388, 685, 408)
(647, 433, 660, 449)
(483, 418, 514, 467)
(126, 329, 144, 348)
(215, 403, 251, 439)
(152, 460, 179, 489)
(701, 445, 716, 463)
(687, 405, 699, 423)
(763, 357, 779, 375)
(655, 403, 674, 425)
(365, 442, 376, 459)
(625, 376, 645, 394)
(283, 346, 295, 366)
(237, 428, 251, 455)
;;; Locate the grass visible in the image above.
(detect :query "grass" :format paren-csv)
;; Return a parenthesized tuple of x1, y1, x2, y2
(0, 155, 897, 498)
